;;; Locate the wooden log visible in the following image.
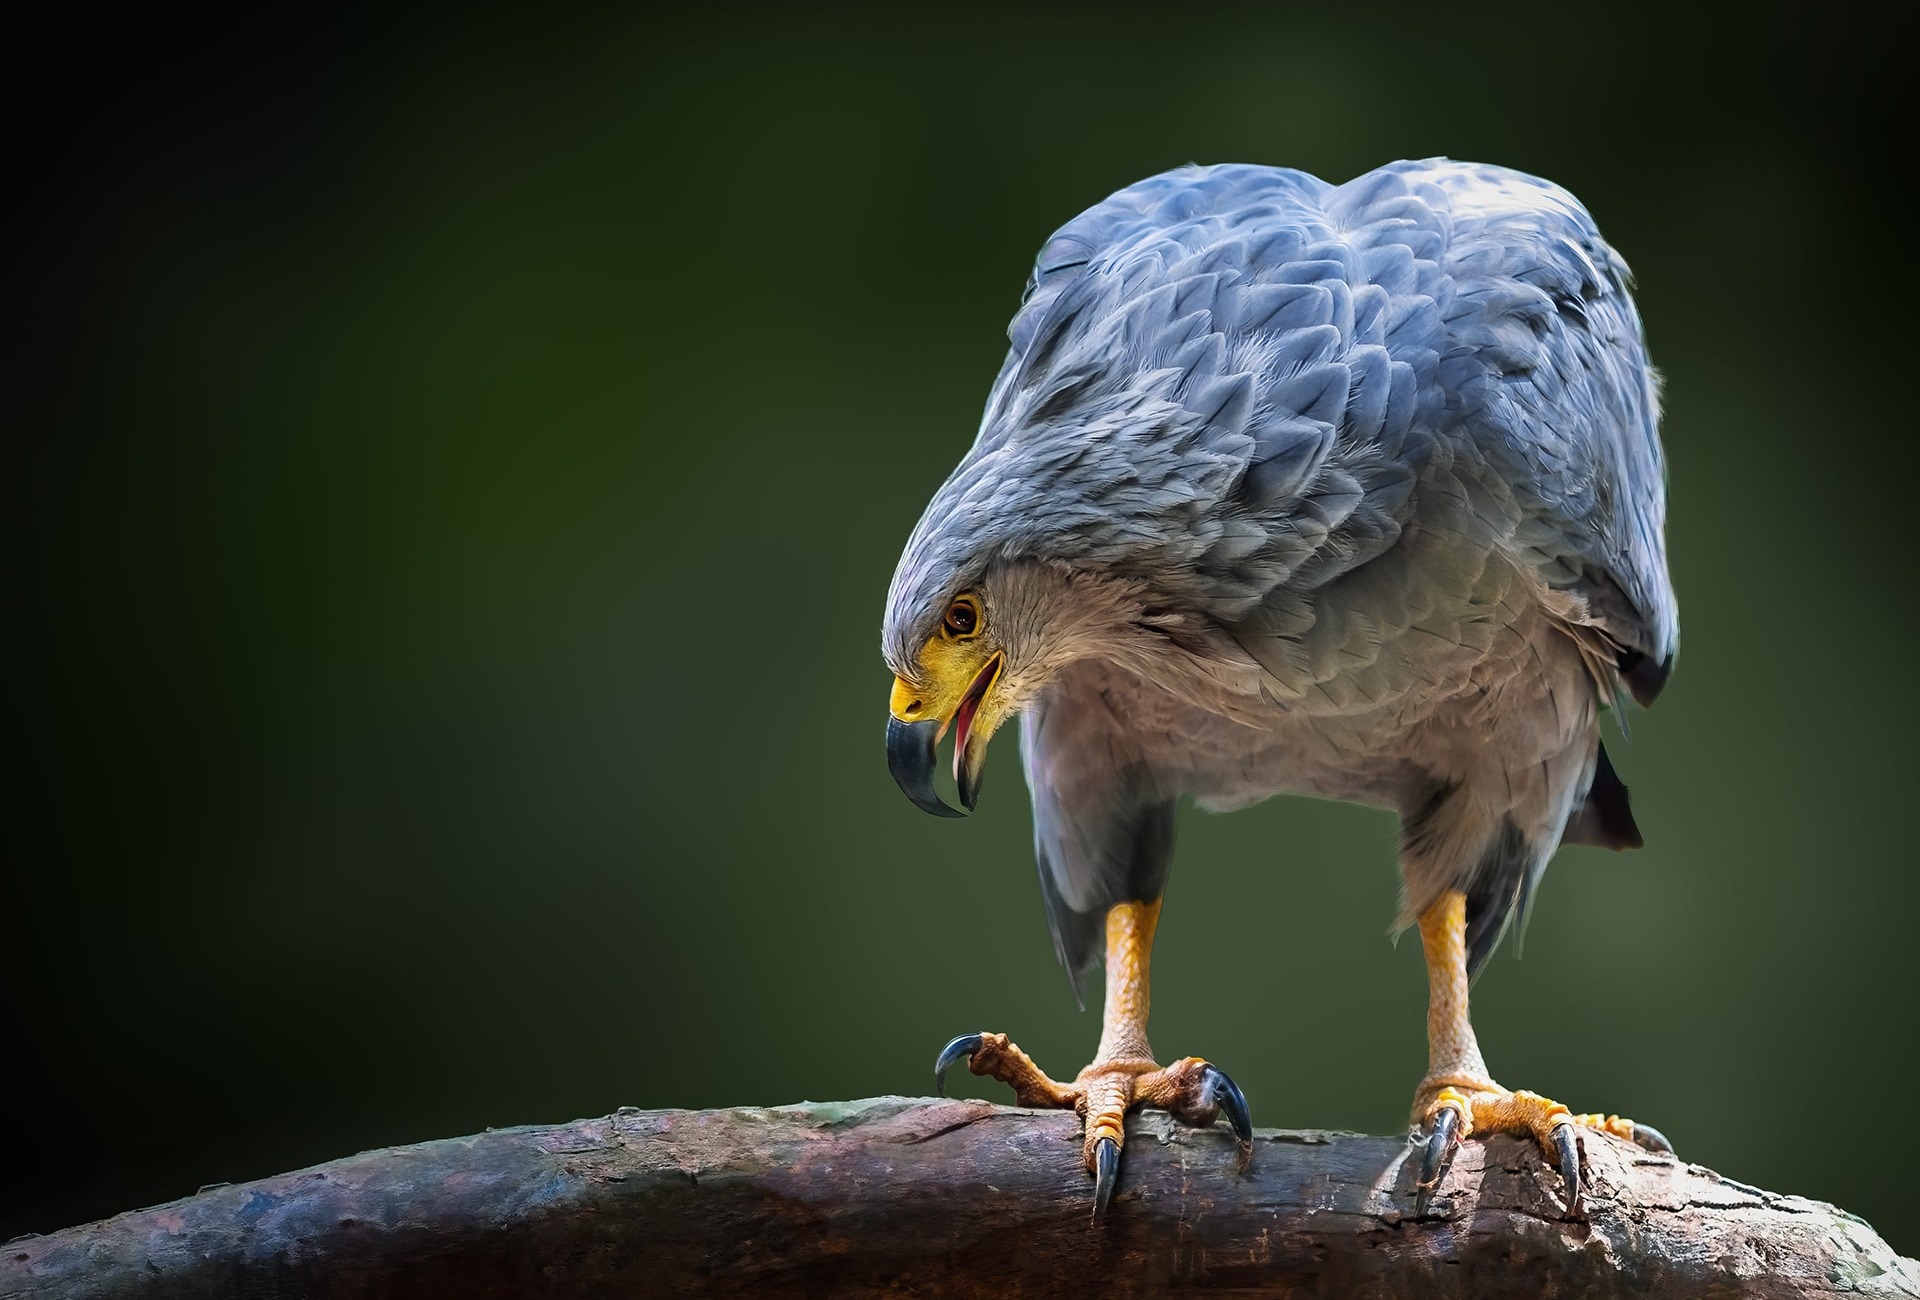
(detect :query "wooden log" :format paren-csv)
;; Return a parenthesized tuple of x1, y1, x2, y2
(4, 1097, 1915, 1298)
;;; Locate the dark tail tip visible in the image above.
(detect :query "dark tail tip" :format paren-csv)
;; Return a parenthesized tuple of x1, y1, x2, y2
(1563, 743, 1644, 851)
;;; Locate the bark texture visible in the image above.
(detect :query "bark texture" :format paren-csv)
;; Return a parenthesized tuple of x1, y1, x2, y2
(5, 1097, 1915, 1299)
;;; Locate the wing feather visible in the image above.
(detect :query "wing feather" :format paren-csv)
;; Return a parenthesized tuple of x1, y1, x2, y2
(1412, 160, 1678, 697)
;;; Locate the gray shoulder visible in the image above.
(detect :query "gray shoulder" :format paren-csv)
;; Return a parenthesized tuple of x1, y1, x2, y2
(1010, 164, 1331, 350)
(1408, 161, 1678, 685)
(978, 164, 1334, 443)
(977, 162, 1444, 608)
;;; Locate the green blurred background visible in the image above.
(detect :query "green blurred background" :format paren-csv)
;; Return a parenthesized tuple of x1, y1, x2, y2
(11, 4, 1913, 1257)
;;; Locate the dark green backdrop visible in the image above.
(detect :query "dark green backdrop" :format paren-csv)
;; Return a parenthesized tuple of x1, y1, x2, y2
(11, 5, 1914, 1258)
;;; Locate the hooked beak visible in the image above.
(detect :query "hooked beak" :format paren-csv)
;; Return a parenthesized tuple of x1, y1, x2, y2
(886, 716, 963, 817)
(886, 655, 1002, 817)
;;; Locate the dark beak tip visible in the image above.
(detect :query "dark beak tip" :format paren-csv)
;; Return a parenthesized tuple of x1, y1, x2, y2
(956, 762, 982, 812)
(886, 715, 965, 818)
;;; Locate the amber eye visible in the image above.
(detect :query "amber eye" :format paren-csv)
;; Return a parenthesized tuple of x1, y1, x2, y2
(944, 597, 979, 637)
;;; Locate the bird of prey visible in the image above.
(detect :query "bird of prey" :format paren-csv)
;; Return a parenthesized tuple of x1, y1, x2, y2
(882, 158, 1677, 1215)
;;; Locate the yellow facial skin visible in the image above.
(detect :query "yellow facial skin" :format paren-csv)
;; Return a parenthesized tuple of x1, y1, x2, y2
(889, 592, 1008, 806)
(889, 593, 999, 728)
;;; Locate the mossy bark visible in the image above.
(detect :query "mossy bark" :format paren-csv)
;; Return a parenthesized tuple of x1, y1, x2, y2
(6, 1097, 1915, 1298)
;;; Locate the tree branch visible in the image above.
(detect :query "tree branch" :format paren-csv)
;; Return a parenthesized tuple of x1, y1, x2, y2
(4, 1097, 1914, 1298)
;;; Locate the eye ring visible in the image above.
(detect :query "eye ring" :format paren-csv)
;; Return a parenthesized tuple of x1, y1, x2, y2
(943, 596, 980, 638)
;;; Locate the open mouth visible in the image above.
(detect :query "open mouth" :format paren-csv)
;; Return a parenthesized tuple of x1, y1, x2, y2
(952, 654, 1003, 789)
(886, 653, 1005, 818)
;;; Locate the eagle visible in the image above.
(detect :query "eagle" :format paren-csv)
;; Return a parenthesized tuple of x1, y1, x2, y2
(882, 158, 1676, 1214)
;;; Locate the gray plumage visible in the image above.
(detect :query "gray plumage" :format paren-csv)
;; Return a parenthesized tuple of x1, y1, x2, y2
(884, 159, 1675, 997)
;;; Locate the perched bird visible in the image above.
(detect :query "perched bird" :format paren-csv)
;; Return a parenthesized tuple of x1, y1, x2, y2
(882, 158, 1677, 1215)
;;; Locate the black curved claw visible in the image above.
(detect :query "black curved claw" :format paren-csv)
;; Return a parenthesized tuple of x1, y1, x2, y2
(1200, 1063, 1253, 1148)
(1414, 1106, 1460, 1217)
(1629, 1121, 1675, 1155)
(933, 1033, 983, 1097)
(1553, 1122, 1584, 1216)
(1091, 1137, 1120, 1218)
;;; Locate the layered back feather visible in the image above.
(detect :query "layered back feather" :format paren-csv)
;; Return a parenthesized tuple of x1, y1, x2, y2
(883, 159, 1674, 700)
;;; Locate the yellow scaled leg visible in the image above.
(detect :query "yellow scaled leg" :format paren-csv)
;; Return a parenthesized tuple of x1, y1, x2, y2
(935, 900, 1252, 1215)
(1410, 891, 1673, 1216)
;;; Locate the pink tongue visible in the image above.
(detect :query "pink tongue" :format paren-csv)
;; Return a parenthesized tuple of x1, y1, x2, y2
(953, 690, 981, 785)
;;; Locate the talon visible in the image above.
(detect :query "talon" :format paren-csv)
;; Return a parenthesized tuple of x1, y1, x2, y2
(1091, 1136, 1120, 1217)
(1553, 1122, 1583, 1216)
(1200, 1063, 1253, 1149)
(934, 1033, 984, 1096)
(1629, 1121, 1674, 1155)
(1414, 1105, 1459, 1217)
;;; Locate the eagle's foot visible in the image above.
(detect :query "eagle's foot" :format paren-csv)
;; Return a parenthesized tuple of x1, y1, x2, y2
(934, 1031, 1078, 1108)
(934, 1034, 1251, 1216)
(1411, 1077, 1674, 1218)
(1080, 1056, 1252, 1213)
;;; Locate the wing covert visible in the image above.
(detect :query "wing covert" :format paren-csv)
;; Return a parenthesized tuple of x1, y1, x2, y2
(1411, 160, 1677, 698)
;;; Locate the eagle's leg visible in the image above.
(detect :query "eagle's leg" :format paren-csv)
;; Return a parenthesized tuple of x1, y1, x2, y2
(1074, 900, 1252, 1212)
(1409, 890, 1673, 1216)
(934, 899, 1251, 1215)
